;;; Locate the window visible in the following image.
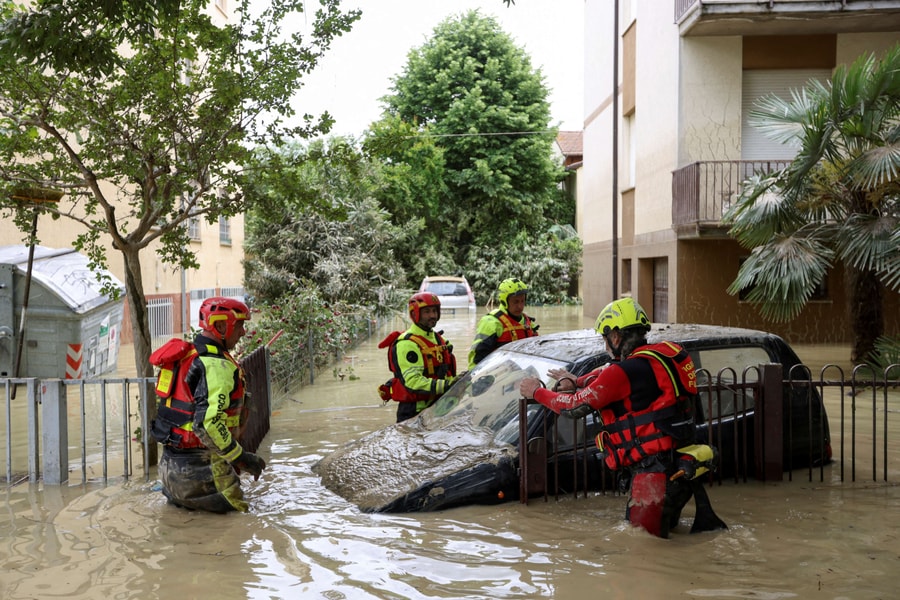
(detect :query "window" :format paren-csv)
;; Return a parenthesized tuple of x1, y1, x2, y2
(692, 346, 768, 420)
(621, 259, 632, 295)
(652, 258, 668, 322)
(188, 216, 200, 241)
(219, 216, 231, 245)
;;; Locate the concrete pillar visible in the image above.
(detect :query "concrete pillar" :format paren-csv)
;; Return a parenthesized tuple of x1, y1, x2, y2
(40, 379, 68, 485)
(755, 363, 784, 482)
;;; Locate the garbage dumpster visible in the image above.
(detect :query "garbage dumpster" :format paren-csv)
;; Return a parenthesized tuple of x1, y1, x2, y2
(0, 245, 125, 379)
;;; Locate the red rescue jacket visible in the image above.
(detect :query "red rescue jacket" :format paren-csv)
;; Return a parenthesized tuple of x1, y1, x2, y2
(378, 329, 456, 404)
(595, 341, 698, 470)
(149, 338, 245, 449)
(493, 310, 539, 344)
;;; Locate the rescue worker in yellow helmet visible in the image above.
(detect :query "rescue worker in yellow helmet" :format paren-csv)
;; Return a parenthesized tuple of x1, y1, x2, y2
(152, 296, 266, 513)
(378, 292, 458, 423)
(519, 297, 726, 538)
(468, 278, 538, 370)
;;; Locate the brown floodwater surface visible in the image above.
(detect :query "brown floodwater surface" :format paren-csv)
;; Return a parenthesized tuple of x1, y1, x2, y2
(1, 306, 898, 599)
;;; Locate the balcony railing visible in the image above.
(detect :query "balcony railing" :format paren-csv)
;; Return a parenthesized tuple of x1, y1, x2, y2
(672, 159, 790, 238)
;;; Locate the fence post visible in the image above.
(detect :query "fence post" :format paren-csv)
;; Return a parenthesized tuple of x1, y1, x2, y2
(756, 363, 783, 481)
(40, 379, 68, 484)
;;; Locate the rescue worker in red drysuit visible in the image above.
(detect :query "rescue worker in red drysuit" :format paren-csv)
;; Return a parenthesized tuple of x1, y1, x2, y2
(468, 278, 538, 370)
(152, 296, 266, 513)
(378, 292, 457, 423)
(519, 298, 727, 538)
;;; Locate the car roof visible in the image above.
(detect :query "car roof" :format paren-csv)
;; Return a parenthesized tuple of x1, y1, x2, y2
(500, 323, 795, 369)
(423, 275, 467, 282)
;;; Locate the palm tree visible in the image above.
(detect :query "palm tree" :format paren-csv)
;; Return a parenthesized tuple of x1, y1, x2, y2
(724, 44, 900, 363)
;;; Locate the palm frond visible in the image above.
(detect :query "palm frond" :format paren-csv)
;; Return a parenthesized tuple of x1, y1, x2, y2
(877, 226, 900, 292)
(846, 143, 900, 190)
(727, 235, 833, 322)
(835, 213, 899, 275)
(725, 172, 809, 247)
(749, 84, 825, 142)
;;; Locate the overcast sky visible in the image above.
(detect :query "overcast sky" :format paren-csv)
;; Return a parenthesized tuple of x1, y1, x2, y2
(283, 0, 584, 139)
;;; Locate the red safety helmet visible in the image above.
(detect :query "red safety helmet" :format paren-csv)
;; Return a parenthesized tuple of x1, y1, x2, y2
(199, 296, 250, 341)
(408, 292, 441, 324)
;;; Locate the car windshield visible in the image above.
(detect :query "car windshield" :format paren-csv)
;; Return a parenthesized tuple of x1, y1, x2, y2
(419, 348, 568, 445)
(425, 281, 468, 296)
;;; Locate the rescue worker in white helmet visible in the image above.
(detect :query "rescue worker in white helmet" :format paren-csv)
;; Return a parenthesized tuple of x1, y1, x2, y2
(518, 297, 726, 538)
(378, 292, 458, 423)
(152, 296, 266, 513)
(468, 278, 538, 370)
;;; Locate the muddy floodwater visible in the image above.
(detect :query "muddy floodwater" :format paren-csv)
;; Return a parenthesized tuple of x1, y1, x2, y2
(2, 306, 899, 599)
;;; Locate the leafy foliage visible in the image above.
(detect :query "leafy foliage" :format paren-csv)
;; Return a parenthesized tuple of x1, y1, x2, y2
(466, 229, 582, 306)
(724, 44, 900, 361)
(0, 0, 360, 376)
(243, 137, 409, 315)
(866, 335, 900, 374)
(366, 10, 576, 296)
(236, 282, 372, 393)
(374, 11, 564, 246)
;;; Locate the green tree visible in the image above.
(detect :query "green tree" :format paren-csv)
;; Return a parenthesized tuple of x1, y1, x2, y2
(724, 45, 900, 362)
(375, 10, 565, 256)
(243, 137, 408, 314)
(0, 0, 181, 75)
(362, 116, 453, 280)
(0, 0, 360, 378)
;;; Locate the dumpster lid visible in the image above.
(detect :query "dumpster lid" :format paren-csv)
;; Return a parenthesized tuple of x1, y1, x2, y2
(0, 245, 125, 314)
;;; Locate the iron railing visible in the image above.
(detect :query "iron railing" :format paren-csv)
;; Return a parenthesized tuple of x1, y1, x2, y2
(518, 361, 900, 504)
(0, 345, 271, 486)
(671, 160, 790, 235)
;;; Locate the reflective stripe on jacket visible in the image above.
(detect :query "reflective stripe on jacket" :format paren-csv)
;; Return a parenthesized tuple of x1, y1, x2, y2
(468, 309, 538, 369)
(386, 324, 456, 412)
(155, 335, 245, 462)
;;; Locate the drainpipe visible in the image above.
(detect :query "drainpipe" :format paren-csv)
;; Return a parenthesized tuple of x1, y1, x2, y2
(611, 0, 620, 301)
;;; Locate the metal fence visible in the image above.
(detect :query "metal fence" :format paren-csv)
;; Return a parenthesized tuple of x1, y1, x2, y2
(518, 362, 900, 504)
(0, 345, 271, 487)
(148, 297, 174, 351)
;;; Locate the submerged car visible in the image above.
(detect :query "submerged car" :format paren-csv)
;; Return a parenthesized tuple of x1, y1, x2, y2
(314, 324, 832, 513)
(418, 275, 476, 312)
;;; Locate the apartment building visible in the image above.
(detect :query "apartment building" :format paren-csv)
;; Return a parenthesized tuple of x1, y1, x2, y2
(580, 0, 900, 344)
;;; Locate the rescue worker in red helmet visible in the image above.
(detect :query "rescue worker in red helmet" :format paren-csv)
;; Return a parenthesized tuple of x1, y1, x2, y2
(518, 298, 726, 538)
(468, 278, 538, 370)
(153, 296, 267, 513)
(378, 292, 457, 423)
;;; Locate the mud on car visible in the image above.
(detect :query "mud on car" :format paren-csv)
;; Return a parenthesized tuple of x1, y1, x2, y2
(314, 324, 832, 512)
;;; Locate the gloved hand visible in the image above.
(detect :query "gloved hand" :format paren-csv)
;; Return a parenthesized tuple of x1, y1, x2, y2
(233, 451, 266, 481)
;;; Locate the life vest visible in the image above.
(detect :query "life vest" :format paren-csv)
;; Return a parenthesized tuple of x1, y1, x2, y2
(149, 338, 245, 449)
(377, 329, 456, 406)
(594, 341, 698, 471)
(492, 310, 538, 344)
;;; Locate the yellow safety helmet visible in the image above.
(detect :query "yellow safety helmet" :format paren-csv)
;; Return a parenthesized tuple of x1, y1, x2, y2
(594, 298, 650, 336)
(498, 278, 528, 310)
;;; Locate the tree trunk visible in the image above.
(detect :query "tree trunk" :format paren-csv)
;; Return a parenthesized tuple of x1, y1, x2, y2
(120, 243, 159, 466)
(847, 264, 883, 364)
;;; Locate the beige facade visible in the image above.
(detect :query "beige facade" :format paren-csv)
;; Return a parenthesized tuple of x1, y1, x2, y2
(579, 0, 900, 344)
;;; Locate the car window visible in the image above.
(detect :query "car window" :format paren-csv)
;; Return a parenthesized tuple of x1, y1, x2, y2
(422, 349, 567, 445)
(693, 345, 768, 419)
(425, 281, 467, 296)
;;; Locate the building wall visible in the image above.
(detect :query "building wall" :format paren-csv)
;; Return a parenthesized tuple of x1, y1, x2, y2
(678, 36, 743, 165)
(580, 0, 900, 343)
